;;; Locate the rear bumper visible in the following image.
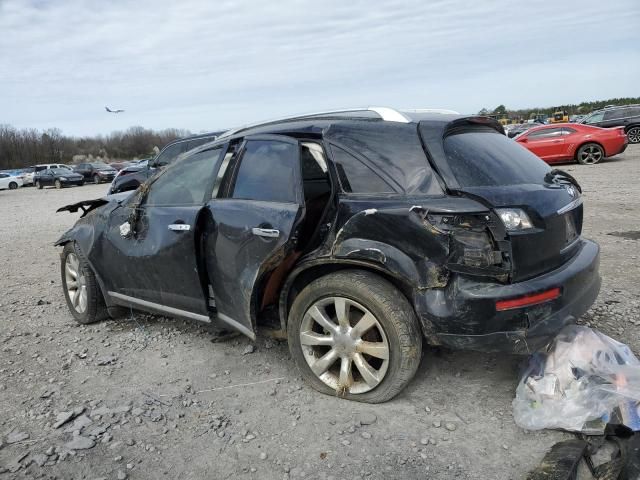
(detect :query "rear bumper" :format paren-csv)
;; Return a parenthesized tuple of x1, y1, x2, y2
(606, 138, 628, 157)
(416, 239, 601, 354)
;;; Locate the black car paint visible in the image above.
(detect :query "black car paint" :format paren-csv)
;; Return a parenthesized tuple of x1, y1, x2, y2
(56, 114, 601, 353)
(35, 169, 84, 187)
(108, 132, 223, 194)
(579, 105, 640, 131)
(74, 163, 117, 183)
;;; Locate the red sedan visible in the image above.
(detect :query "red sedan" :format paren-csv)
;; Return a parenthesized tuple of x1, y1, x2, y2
(515, 123, 628, 165)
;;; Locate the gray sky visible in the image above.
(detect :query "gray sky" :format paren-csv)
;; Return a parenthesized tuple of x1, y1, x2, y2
(1, 0, 638, 136)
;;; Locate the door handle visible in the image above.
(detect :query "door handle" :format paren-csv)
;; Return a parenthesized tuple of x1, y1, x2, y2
(168, 223, 190, 232)
(252, 227, 280, 238)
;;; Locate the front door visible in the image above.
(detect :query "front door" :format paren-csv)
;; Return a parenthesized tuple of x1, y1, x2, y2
(205, 135, 304, 339)
(525, 127, 565, 161)
(96, 145, 225, 316)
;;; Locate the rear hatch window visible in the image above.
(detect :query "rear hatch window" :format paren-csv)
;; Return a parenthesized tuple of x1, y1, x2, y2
(443, 129, 550, 187)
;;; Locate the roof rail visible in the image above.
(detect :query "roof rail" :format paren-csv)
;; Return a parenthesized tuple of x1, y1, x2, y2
(217, 106, 411, 139)
(402, 108, 460, 115)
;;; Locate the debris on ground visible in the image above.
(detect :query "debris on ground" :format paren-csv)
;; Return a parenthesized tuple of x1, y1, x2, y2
(513, 325, 640, 434)
(527, 432, 640, 480)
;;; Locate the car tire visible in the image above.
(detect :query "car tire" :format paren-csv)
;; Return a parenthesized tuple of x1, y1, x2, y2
(9, 182, 18, 190)
(627, 126, 640, 144)
(36, 180, 43, 189)
(576, 143, 604, 165)
(93, 175, 100, 184)
(55, 179, 62, 189)
(61, 243, 109, 325)
(78, 181, 84, 187)
(287, 269, 422, 403)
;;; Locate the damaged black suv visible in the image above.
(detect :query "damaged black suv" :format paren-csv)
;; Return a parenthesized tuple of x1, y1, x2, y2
(56, 108, 600, 403)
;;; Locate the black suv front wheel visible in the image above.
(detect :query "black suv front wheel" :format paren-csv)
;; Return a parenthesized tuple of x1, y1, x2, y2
(61, 243, 108, 324)
(287, 270, 422, 403)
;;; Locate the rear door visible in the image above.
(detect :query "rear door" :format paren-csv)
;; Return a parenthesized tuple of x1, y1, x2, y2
(75, 163, 90, 178)
(205, 135, 304, 339)
(42, 170, 55, 186)
(96, 146, 224, 315)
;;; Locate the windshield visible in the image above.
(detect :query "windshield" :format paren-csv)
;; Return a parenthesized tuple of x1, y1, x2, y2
(580, 112, 604, 124)
(443, 130, 550, 187)
(51, 168, 70, 174)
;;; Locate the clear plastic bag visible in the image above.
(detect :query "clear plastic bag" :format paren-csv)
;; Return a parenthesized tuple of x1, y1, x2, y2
(512, 325, 640, 434)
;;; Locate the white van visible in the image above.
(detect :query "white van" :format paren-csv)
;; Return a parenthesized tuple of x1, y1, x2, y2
(33, 164, 74, 174)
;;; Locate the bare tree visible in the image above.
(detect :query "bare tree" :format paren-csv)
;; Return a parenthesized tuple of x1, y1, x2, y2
(0, 125, 190, 170)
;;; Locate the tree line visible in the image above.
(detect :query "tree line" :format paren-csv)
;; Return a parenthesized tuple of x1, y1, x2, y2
(0, 125, 190, 170)
(479, 96, 640, 120)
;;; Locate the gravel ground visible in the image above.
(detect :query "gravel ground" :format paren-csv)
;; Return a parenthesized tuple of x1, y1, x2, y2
(1, 145, 639, 480)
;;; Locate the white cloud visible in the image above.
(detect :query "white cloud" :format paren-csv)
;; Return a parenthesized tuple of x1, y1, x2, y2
(1, 0, 638, 135)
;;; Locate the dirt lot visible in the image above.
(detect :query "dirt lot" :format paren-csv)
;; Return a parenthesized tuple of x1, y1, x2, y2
(1, 145, 639, 480)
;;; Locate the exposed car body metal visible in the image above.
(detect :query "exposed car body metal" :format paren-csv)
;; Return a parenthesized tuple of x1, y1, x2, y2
(56, 111, 601, 355)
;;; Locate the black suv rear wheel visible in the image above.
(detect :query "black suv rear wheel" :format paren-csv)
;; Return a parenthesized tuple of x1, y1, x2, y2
(287, 270, 422, 403)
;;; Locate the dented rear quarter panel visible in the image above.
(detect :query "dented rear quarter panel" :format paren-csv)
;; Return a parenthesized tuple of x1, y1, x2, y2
(329, 195, 492, 288)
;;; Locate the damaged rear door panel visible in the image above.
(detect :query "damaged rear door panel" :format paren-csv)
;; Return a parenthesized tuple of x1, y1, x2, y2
(204, 135, 305, 339)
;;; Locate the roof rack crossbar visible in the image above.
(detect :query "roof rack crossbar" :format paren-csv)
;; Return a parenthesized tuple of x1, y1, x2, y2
(217, 106, 411, 139)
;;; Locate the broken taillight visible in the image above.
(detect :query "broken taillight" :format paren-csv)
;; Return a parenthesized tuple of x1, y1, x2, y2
(495, 287, 561, 311)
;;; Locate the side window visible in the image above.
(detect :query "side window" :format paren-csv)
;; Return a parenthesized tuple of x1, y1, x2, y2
(231, 140, 298, 203)
(185, 136, 215, 151)
(146, 147, 223, 206)
(603, 109, 620, 120)
(562, 127, 577, 135)
(330, 145, 394, 193)
(528, 128, 563, 138)
(155, 141, 190, 167)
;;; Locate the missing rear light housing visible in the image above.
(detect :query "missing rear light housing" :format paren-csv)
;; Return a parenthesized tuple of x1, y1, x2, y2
(496, 287, 561, 311)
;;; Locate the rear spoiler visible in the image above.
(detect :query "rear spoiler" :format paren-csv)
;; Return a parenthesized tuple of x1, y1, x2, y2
(57, 198, 109, 216)
(443, 116, 505, 136)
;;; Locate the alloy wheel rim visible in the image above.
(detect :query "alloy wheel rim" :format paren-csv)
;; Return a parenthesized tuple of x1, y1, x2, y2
(65, 253, 88, 313)
(580, 145, 602, 164)
(628, 128, 640, 143)
(300, 297, 390, 394)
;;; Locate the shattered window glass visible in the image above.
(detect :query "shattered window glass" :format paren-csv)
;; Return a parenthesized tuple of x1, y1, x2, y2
(145, 147, 222, 205)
